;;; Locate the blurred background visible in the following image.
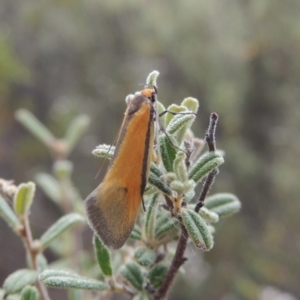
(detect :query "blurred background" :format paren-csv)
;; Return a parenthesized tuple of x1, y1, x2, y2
(1, 0, 300, 299)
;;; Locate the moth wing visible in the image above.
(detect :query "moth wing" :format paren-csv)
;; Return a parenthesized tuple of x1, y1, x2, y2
(85, 181, 141, 249)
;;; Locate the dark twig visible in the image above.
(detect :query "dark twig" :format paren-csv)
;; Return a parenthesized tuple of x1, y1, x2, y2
(194, 113, 219, 213)
(205, 112, 218, 152)
(195, 168, 219, 213)
(154, 222, 188, 300)
(154, 112, 220, 299)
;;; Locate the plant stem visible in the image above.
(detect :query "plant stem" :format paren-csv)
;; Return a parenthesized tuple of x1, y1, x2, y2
(154, 223, 188, 300)
(20, 215, 51, 300)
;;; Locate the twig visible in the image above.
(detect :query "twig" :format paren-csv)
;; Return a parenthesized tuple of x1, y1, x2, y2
(195, 168, 219, 213)
(205, 112, 218, 152)
(154, 222, 188, 300)
(154, 112, 221, 299)
(19, 215, 51, 300)
(195, 112, 219, 213)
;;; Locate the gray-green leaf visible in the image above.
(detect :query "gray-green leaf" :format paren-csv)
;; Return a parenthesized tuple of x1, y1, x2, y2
(204, 193, 241, 217)
(188, 152, 224, 183)
(0, 194, 21, 230)
(181, 209, 213, 251)
(13, 182, 35, 215)
(134, 247, 156, 267)
(41, 274, 107, 290)
(20, 286, 39, 300)
(120, 262, 143, 291)
(3, 269, 37, 294)
(40, 213, 84, 249)
(147, 264, 168, 288)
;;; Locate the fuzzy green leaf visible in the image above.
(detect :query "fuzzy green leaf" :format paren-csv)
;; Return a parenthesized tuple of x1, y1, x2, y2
(64, 115, 90, 155)
(40, 271, 107, 290)
(20, 286, 39, 300)
(15, 109, 55, 146)
(130, 225, 142, 240)
(36, 253, 48, 272)
(134, 247, 156, 267)
(145, 193, 159, 243)
(93, 235, 113, 276)
(40, 213, 84, 249)
(155, 213, 178, 239)
(92, 144, 115, 159)
(181, 209, 213, 251)
(13, 182, 35, 215)
(35, 173, 60, 204)
(199, 207, 219, 223)
(39, 270, 80, 281)
(159, 134, 177, 172)
(181, 97, 199, 113)
(164, 104, 187, 125)
(120, 262, 143, 291)
(147, 264, 168, 288)
(0, 194, 21, 230)
(3, 269, 37, 294)
(148, 172, 173, 196)
(188, 152, 224, 183)
(204, 193, 241, 217)
(166, 113, 195, 136)
(145, 70, 159, 87)
(173, 152, 188, 182)
(150, 163, 163, 178)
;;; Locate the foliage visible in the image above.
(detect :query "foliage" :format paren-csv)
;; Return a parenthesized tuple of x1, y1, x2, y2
(0, 72, 240, 299)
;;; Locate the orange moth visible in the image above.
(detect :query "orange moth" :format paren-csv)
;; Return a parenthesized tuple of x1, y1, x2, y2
(85, 88, 157, 249)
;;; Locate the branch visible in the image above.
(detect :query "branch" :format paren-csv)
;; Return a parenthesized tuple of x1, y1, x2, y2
(154, 222, 188, 300)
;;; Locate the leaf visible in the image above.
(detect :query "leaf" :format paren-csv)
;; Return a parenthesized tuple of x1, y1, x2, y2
(145, 70, 159, 87)
(120, 262, 144, 291)
(64, 115, 90, 155)
(3, 269, 37, 294)
(145, 193, 159, 243)
(198, 207, 219, 223)
(147, 264, 168, 288)
(40, 272, 107, 290)
(150, 163, 163, 178)
(204, 193, 241, 217)
(155, 212, 178, 239)
(20, 286, 39, 300)
(92, 144, 115, 159)
(36, 253, 48, 272)
(166, 113, 195, 138)
(35, 173, 60, 204)
(188, 152, 224, 183)
(159, 134, 177, 172)
(0, 194, 21, 230)
(15, 109, 55, 147)
(130, 225, 142, 240)
(181, 209, 213, 251)
(40, 213, 84, 249)
(134, 247, 156, 267)
(39, 270, 80, 281)
(148, 172, 173, 196)
(93, 235, 113, 276)
(13, 182, 35, 215)
(181, 97, 199, 113)
(173, 152, 188, 182)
